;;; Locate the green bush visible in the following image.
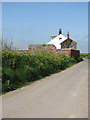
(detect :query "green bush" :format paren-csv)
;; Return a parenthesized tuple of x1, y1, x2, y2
(2, 49, 83, 93)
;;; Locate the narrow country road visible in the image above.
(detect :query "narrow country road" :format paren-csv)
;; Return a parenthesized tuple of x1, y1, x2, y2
(2, 59, 88, 118)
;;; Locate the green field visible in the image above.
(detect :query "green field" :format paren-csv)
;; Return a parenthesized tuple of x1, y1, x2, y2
(80, 53, 90, 59)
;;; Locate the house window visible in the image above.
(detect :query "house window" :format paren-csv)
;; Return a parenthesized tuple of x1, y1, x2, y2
(59, 38, 62, 40)
(69, 45, 73, 48)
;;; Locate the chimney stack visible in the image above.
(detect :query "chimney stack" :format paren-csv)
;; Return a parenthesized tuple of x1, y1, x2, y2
(59, 29, 62, 35)
(67, 32, 69, 39)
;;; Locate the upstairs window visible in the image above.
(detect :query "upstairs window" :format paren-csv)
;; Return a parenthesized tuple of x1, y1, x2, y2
(59, 38, 62, 40)
(69, 45, 73, 48)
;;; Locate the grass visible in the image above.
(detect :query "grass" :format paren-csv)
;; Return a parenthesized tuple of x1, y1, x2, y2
(80, 53, 90, 59)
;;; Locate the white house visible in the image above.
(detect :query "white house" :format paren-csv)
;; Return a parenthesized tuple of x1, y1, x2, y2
(47, 29, 77, 50)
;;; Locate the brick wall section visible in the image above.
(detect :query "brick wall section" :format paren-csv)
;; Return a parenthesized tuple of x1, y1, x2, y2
(55, 49, 70, 56)
(28, 44, 80, 58)
(55, 49, 80, 58)
(28, 44, 56, 54)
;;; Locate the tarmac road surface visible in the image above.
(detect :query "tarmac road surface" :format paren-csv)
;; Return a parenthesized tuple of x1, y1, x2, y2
(2, 59, 88, 118)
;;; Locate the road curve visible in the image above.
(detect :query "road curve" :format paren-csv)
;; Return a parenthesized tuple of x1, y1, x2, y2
(2, 59, 88, 118)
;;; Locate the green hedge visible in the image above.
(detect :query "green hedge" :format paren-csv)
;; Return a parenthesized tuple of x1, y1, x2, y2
(2, 50, 83, 92)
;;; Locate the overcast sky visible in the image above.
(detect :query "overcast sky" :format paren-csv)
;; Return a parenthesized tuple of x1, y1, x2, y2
(2, 2, 88, 53)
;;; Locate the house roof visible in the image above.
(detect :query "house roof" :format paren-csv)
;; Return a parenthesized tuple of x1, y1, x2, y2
(47, 34, 67, 49)
(51, 36, 57, 40)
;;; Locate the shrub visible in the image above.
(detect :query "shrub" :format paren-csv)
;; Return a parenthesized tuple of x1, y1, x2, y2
(2, 49, 82, 93)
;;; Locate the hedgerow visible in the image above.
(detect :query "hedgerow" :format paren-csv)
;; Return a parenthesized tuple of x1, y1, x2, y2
(2, 50, 83, 93)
